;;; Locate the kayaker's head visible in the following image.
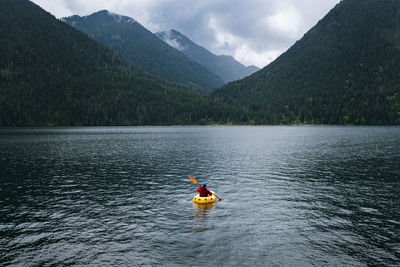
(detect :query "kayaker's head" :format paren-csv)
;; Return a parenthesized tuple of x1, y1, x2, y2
(202, 182, 207, 187)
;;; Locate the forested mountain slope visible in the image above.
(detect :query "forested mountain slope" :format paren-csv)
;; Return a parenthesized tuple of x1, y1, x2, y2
(63, 11, 224, 92)
(0, 0, 218, 126)
(213, 0, 400, 125)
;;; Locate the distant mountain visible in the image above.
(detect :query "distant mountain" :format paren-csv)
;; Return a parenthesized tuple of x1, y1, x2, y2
(157, 30, 259, 83)
(0, 0, 219, 126)
(212, 0, 400, 125)
(63, 11, 224, 92)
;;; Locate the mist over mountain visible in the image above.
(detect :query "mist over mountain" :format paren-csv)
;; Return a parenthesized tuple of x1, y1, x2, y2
(63, 11, 224, 92)
(213, 0, 400, 125)
(157, 30, 259, 83)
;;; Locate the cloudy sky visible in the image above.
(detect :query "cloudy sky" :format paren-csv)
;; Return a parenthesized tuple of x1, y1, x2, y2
(31, 0, 340, 68)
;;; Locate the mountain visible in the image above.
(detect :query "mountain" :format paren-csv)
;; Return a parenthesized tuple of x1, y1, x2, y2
(0, 0, 220, 126)
(213, 0, 400, 125)
(156, 29, 259, 83)
(63, 11, 224, 92)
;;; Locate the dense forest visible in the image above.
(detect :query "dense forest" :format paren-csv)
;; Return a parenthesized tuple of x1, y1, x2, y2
(62, 11, 224, 92)
(213, 0, 400, 125)
(0, 0, 226, 126)
(1, 0, 400, 126)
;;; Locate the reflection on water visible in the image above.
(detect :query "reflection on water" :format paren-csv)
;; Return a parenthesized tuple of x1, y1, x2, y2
(0, 126, 399, 266)
(193, 203, 215, 211)
(190, 203, 215, 233)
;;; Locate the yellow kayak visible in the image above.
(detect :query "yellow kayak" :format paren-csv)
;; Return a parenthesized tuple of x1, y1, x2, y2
(193, 190, 216, 204)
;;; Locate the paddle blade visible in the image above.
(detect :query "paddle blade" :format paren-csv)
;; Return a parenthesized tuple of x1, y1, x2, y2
(189, 176, 198, 184)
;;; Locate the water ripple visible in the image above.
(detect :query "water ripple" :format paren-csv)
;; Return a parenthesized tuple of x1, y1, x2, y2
(0, 126, 399, 266)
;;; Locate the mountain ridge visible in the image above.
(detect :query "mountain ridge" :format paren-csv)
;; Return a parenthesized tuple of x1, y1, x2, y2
(63, 11, 225, 92)
(2, 0, 399, 126)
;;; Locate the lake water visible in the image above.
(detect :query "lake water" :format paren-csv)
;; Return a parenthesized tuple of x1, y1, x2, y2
(0, 126, 399, 266)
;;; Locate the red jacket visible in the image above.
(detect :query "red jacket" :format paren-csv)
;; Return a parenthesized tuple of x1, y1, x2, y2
(197, 186, 212, 197)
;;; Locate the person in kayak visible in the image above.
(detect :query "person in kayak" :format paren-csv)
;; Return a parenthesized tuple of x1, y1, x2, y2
(197, 182, 213, 197)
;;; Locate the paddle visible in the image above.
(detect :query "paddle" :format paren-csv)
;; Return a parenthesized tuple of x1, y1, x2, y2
(189, 176, 224, 201)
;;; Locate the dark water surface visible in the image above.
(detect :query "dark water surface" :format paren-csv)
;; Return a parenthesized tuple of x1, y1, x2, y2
(0, 126, 399, 266)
